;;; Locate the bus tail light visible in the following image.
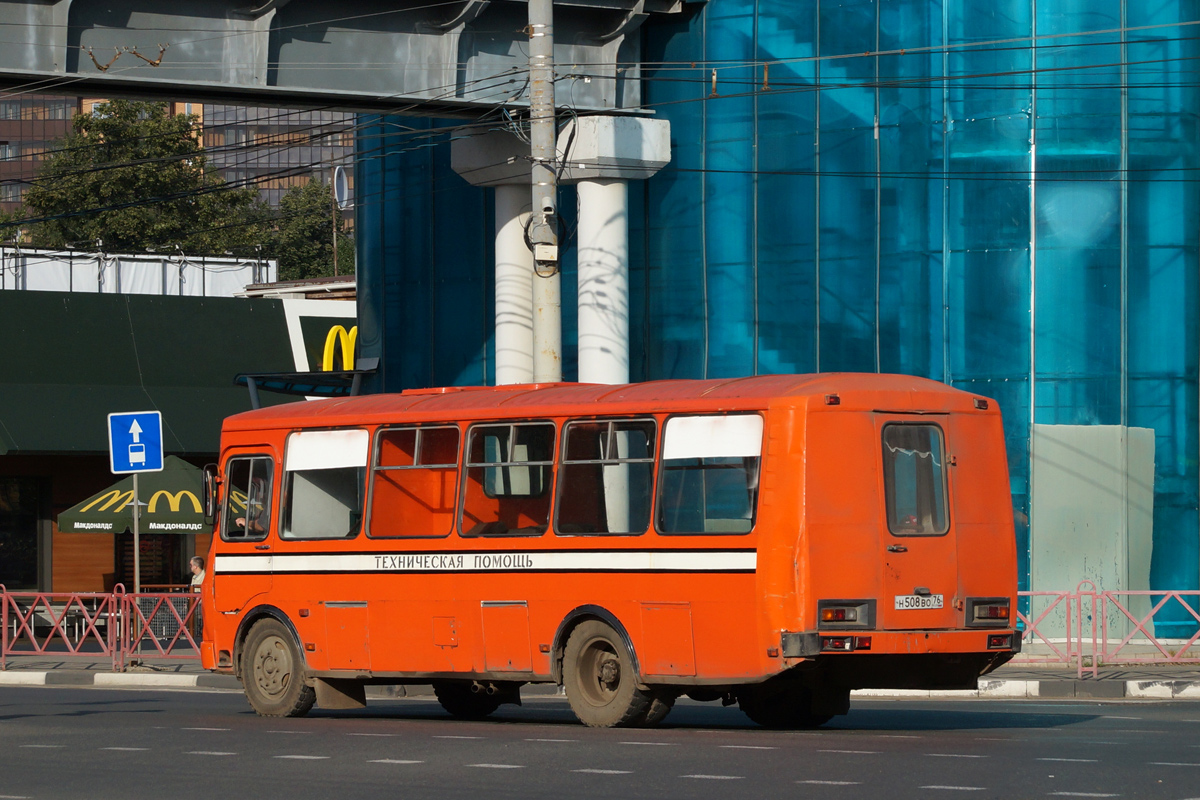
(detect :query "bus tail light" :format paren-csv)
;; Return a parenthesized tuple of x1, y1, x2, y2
(816, 599, 875, 629)
(987, 634, 1013, 650)
(821, 636, 871, 652)
(966, 597, 1011, 627)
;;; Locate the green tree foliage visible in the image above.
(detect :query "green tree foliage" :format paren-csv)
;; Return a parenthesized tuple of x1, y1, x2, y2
(14, 99, 267, 254)
(272, 178, 355, 281)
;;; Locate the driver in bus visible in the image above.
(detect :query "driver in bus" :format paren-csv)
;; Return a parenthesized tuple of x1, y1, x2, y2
(234, 477, 269, 535)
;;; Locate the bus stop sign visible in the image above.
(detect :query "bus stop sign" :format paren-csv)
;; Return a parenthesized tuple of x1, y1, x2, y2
(108, 411, 164, 474)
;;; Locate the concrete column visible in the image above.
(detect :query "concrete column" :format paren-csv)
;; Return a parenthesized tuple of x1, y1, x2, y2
(494, 184, 535, 385)
(576, 178, 629, 385)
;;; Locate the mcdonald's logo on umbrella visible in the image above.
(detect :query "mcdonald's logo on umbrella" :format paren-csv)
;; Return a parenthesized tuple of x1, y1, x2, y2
(58, 456, 208, 534)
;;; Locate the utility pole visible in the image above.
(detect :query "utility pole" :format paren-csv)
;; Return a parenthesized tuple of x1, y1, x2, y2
(330, 168, 339, 277)
(527, 0, 561, 383)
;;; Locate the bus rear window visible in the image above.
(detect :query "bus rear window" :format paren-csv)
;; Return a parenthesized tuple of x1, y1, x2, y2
(882, 424, 949, 536)
(657, 414, 762, 535)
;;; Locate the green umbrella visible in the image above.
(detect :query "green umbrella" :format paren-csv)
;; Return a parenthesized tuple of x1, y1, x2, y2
(58, 456, 208, 534)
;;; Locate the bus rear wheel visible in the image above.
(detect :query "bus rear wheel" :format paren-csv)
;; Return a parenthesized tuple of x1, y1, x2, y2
(563, 620, 655, 728)
(242, 619, 315, 718)
(738, 684, 833, 729)
(433, 681, 504, 720)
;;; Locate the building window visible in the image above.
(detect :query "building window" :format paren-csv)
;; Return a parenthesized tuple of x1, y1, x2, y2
(0, 478, 41, 590)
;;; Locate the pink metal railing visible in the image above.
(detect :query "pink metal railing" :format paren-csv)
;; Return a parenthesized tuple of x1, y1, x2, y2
(1013, 583, 1200, 678)
(5, 585, 1200, 677)
(1, 585, 200, 671)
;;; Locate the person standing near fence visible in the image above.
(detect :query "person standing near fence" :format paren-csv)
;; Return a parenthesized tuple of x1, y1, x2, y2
(189, 556, 205, 639)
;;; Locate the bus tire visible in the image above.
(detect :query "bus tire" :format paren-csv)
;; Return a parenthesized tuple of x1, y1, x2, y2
(563, 620, 652, 728)
(242, 618, 315, 718)
(432, 681, 503, 720)
(738, 685, 832, 730)
(642, 691, 676, 726)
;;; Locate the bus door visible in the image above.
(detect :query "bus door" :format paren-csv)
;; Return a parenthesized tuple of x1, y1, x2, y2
(214, 451, 278, 614)
(875, 417, 958, 630)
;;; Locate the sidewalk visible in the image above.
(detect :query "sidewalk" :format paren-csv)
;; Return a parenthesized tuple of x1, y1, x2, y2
(3, 655, 1200, 700)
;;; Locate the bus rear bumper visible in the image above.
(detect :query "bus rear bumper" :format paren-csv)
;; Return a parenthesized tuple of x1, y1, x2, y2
(783, 628, 1021, 659)
(780, 628, 1020, 690)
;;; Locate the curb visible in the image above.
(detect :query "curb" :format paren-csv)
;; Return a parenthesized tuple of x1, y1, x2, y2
(853, 678, 1200, 699)
(3, 672, 1200, 700)
(0, 671, 242, 690)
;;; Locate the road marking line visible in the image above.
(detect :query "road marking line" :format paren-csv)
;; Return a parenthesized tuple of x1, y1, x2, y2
(681, 775, 744, 780)
(525, 738, 578, 743)
(820, 749, 878, 754)
(435, 735, 484, 740)
(102, 747, 148, 751)
(1100, 716, 1141, 720)
(927, 754, 988, 758)
(182, 727, 230, 731)
(275, 755, 329, 760)
(873, 734, 921, 739)
(0, 794, 31, 799)
(266, 731, 311, 734)
(19, 745, 63, 748)
(347, 733, 397, 737)
(621, 741, 677, 746)
(368, 760, 424, 765)
(721, 745, 778, 750)
(573, 769, 633, 774)
(187, 751, 237, 756)
(1048, 793, 1119, 797)
(919, 786, 986, 791)
(1038, 758, 1098, 763)
(798, 780, 862, 786)
(467, 764, 524, 769)
(1150, 762, 1200, 767)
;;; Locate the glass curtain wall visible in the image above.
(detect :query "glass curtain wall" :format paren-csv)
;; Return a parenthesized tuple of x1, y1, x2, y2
(637, 0, 1200, 618)
(356, 0, 1200, 616)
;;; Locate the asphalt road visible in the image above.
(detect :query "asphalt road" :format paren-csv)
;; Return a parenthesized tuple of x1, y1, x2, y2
(2, 686, 1199, 799)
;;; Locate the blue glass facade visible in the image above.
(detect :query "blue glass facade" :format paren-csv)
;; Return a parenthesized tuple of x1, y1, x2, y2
(357, 0, 1200, 612)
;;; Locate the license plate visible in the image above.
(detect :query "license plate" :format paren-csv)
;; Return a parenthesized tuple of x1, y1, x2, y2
(894, 594, 944, 610)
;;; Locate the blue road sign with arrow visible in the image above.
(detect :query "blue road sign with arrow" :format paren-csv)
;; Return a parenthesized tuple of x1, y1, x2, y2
(107, 411, 164, 474)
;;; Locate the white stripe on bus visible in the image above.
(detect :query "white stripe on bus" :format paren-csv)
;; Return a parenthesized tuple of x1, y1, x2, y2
(213, 550, 756, 574)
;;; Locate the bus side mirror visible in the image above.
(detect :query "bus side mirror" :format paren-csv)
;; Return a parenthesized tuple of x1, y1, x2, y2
(203, 463, 219, 525)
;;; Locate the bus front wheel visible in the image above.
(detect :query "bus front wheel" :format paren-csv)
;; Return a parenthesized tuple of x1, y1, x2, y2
(242, 619, 315, 718)
(563, 620, 657, 728)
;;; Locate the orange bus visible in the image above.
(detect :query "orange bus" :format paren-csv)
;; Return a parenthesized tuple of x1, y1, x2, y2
(199, 374, 1019, 728)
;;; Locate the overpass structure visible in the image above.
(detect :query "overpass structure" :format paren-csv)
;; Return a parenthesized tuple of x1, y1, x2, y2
(0, 0, 676, 114)
(0, 0, 683, 385)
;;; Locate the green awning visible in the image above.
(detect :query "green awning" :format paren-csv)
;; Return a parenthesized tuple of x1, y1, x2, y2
(57, 456, 209, 535)
(0, 291, 299, 455)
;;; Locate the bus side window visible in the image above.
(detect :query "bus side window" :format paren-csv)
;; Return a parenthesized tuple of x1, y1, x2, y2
(556, 419, 655, 535)
(369, 425, 460, 538)
(222, 456, 274, 542)
(461, 422, 555, 536)
(280, 429, 370, 540)
(657, 414, 763, 535)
